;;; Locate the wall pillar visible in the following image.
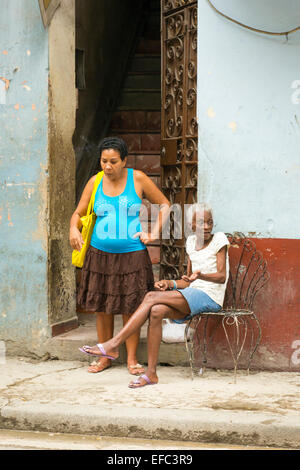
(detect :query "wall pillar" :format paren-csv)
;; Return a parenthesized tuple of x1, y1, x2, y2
(48, 0, 77, 335)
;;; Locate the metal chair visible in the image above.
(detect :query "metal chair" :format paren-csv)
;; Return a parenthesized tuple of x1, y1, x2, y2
(184, 233, 270, 382)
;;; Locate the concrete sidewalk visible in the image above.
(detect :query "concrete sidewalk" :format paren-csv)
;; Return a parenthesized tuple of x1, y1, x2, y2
(0, 356, 299, 449)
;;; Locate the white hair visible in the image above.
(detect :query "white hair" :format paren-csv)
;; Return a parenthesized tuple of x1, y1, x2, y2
(186, 203, 213, 225)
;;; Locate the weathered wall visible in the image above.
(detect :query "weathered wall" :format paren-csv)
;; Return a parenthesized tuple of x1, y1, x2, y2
(197, 0, 300, 370)
(0, 0, 76, 354)
(48, 0, 76, 333)
(0, 0, 50, 354)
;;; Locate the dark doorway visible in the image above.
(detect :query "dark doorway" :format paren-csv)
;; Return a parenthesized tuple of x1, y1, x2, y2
(73, 0, 162, 307)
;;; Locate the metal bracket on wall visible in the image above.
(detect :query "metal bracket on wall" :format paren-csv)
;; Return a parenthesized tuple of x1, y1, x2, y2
(38, 0, 61, 28)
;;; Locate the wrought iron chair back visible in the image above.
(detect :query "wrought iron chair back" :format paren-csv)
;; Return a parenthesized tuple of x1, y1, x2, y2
(184, 232, 270, 381)
(223, 233, 270, 311)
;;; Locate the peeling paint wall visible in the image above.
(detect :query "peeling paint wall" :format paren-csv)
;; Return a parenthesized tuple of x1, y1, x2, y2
(48, 0, 76, 330)
(0, 0, 50, 353)
(0, 0, 76, 355)
(197, 0, 300, 370)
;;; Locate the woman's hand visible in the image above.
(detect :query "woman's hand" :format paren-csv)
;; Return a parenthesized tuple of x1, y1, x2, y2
(154, 280, 170, 291)
(182, 271, 201, 282)
(133, 231, 158, 245)
(69, 175, 96, 251)
(69, 226, 84, 251)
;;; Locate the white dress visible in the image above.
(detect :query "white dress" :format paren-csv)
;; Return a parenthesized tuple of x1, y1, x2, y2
(186, 232, 230, 307)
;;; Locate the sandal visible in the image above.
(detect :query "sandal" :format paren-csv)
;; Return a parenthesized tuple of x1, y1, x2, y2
(128, 374, 158, 389)
(79, 343, 116, 360)
(88, 359, 112, 374)
(127, 363, 145, 376)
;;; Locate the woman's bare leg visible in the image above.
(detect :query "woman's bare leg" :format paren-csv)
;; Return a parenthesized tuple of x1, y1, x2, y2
(96, 312, 114, 341)
(129, 303, 178, 387)
(122, 314, 144, 375)
(81, 291, 190, 357)
(88, 312, 114, 373)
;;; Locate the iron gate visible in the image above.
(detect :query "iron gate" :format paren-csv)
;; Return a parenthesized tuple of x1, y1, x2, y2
(160, 0, 198, 279)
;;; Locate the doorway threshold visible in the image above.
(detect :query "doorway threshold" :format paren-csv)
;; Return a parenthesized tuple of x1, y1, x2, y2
(46, 313, 188, 366)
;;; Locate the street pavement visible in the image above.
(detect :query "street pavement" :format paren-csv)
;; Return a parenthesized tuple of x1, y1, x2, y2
(0, 356, 299, 449)
(0, 429, 288, 451)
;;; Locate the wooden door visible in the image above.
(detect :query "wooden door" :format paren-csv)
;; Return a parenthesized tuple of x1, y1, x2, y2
(160, 0, 198, 279)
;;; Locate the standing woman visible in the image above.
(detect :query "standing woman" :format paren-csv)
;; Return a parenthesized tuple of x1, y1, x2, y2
(70, 137, 170, 375)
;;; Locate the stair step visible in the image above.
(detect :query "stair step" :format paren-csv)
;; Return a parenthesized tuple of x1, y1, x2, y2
(127, 55, 161, 74)
(110, 129, 160, 134)
(110, 111, 160, 132)
(126, 153, 161, 174)
(112, 133, 161, 152)
(47, 314, 189, 366)
(122, 88, 160, 94)
(128, 150, 160, 155)
(117, 90, 161, 111)
(136, 39, 161, 54)
(123, 73, 161, 90)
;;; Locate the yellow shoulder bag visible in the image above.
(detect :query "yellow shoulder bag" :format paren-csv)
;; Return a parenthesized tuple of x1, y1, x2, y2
(72, 171, 104, 268)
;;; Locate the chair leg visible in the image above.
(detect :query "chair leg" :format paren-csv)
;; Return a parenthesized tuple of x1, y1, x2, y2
(185, 316, 203, 379)
(185, 319, 195, 380)
(246, 313, 262, 373)
(222, 315, 248, 383)
(202, 315, 209, 374)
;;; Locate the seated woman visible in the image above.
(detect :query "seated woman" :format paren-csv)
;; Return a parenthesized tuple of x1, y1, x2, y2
(79, 203, 230, 388)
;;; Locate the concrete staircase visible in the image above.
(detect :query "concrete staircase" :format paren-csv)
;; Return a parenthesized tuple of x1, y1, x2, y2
(47, 313, 189, 366)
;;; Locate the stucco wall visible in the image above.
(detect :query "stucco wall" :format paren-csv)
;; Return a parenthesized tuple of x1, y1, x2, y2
(197, 0, 300, 238)
(0, 0, 50, 353)
(0, 0, 76, 355)
(197, 0, 300, 370)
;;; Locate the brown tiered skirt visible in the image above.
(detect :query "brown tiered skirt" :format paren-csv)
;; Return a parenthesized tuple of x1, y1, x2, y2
(77, 245, 154, 315)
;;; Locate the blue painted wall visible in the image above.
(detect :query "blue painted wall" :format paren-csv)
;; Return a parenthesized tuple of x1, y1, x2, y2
(196, 0, 300, 370)
(197, 0, 300, 239)
(0, 0, 50, 351)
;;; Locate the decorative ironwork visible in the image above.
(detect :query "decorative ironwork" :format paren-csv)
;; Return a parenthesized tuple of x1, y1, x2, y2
(161, 0, 198, 279)
(184, 234, 270, 382)
(163, 0, 196, 13)
(223, 233, 270, 311)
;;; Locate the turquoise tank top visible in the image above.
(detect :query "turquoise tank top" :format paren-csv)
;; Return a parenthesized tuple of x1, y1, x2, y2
(90, 168, 146, 253)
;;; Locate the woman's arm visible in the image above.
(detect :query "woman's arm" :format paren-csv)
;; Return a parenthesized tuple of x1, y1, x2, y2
(181, 255, 192, 284)
(155, 256, 192, 291)
(184, 256, 192, 277)
(188, 246, 228, 284)
(69, 175, 96, 251)
(154, 278, 191, 291)
(134, 170, 171, 244)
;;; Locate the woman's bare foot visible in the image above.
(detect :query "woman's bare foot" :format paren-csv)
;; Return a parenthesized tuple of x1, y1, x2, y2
(127, 362, 145, 376)
(128, 370, 158, 388)
(88, 358, 112, 373)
